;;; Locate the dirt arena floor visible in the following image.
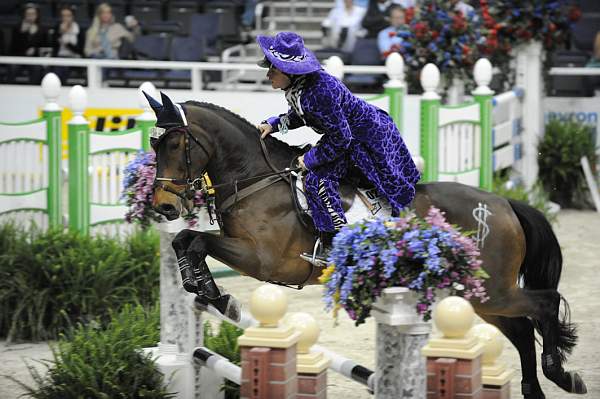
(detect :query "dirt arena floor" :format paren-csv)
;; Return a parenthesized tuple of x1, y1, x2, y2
(1, 210, 598, 398)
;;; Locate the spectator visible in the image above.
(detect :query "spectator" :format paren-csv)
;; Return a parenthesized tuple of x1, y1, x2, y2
(450, 0, 476, 20)
(586, 32, 600, 67)
(377, 5, 407, 58)
(10, 3, 47, 56)
(84, 3, 139, 59)
(241, 0, 258, 31)
(322, 0, 367, 53)
(362, 0, 411, 38)
(52, 5, 83, 58)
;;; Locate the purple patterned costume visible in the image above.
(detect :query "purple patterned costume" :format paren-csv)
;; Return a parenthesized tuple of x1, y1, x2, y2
(265, 69, 420, 232)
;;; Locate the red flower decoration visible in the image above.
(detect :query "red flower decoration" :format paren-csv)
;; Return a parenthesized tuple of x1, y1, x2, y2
(568, 7, 581, 22)
(388, 31, 397, 38)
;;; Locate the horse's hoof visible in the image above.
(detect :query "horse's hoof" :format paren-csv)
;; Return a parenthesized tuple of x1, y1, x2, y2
(569, 371, 587, 394)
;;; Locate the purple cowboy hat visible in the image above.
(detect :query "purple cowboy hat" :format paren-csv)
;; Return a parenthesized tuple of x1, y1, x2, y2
(257, 32, 322, 75)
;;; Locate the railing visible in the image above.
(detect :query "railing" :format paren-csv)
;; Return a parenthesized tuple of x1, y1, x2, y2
(0, 56, 388, 91)
(549, 67, 600, 76)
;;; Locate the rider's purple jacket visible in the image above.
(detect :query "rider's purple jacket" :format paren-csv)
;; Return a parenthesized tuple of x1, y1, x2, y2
(265, 69, 420, 231)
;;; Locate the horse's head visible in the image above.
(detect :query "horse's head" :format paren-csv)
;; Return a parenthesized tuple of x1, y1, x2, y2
(143, 91, 213, 220)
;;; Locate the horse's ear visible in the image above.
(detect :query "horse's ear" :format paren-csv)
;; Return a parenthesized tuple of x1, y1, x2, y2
(142, 91, 162, 114)
(160, 91, 185, 126)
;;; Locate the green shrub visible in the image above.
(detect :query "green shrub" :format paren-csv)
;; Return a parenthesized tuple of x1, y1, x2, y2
(538, 119, 598, 208)
(203, 321, 244, 399)
(15, 304, 173, 399)
(492, 175, 557, 224)
(0, 224, 160, 342)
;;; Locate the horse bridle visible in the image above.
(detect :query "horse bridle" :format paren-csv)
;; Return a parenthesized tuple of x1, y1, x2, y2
(152, 125, 212, 205)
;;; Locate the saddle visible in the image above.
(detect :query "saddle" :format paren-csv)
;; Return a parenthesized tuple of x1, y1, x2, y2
(292, 165, 393, 266)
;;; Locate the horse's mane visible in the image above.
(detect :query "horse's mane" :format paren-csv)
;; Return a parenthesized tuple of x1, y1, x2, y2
(184, 101, 303, 157)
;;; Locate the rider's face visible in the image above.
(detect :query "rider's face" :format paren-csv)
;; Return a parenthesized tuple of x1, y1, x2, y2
(267, 65, 291, 90)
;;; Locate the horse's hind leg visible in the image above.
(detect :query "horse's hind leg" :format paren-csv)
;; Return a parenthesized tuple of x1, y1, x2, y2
(478, 287, 586, 395)
(480, 314, 545, 399)
(530, 291, 587, 395)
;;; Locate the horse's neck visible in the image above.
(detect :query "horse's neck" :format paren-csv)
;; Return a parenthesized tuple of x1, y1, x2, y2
(205, 131, 280, 202)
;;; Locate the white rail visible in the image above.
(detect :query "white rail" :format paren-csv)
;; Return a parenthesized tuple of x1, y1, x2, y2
(549, 67, 600, 76)
(0, 56, 389, 91)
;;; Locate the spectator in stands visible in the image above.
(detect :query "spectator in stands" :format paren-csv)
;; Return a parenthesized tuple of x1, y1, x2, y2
(586, 32, 600, 67)
(450, 0, 475, 20)
(322, 0, 367, 53)
(377, 5, 407, 58)
(241, 0, 258, 31)
(85, 3, 139, 59)
(52, 5, 83, 58)
(10, 3, 47, 56)
(362, 0, 414, 38)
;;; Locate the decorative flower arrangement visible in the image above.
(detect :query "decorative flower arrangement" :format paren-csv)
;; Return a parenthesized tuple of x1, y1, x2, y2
(121, 151, 207, 227)
(319, 207, 489, 326)
(390, 0, 580, 92)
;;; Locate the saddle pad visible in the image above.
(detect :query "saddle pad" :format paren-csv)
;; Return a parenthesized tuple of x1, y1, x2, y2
(294, 176, 392, 225)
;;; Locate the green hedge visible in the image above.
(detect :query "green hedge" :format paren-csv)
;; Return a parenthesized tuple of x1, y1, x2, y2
(0, 224, 160, 342)
(17, 304, 173, 399)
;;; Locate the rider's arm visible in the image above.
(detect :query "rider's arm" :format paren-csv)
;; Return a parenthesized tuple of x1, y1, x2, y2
(302, 94, 351, 169)
(262, 108, 305, 133)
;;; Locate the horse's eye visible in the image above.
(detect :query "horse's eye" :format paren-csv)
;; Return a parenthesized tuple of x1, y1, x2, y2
(169, 141, 180, 151)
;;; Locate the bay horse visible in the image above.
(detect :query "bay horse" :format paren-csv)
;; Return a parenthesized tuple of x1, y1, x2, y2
(144, 92, 586, 399)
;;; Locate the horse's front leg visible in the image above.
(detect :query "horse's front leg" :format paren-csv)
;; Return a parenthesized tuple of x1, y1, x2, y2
(172, 229, 263, 322)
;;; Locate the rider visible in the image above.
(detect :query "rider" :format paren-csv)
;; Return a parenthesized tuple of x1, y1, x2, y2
(257, 31, 420, 253)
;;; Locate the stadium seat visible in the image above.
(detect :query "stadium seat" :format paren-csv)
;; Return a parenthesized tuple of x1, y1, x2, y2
(131, 1, 163, 26)
(167, 1, 200, 34)
(549, 50, 594, 97)
(344, 38, 385, 90)
(189, 13, 220, 56)
(133, 33, 170, 60)
(143, 20, 183, 35)
(572, 15, 600, 53)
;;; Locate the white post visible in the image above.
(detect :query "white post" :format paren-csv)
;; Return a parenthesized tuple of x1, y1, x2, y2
(191, 67, 202, 92)
(324, 56, 344, 80)
(137, 81, 158, 122)
(421, 63, 441, 100)
(68, 85, 88, 125)
(447, 77, 465, 105)
(372, 287, 431, 398)
(515, 41, 543, 189)
(41, 72, 61, 112)
(384, 52, 405, 89)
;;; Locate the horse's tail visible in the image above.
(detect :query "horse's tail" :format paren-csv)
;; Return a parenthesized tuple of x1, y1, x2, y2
(508, 199, 577, 362)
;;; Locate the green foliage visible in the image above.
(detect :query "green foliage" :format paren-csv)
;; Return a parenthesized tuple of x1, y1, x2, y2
(203, 321, 244, 399)
(492, 174, 557, 224)
(14, 304, 173, 399)
(0, 224, 160, 342)
(538, 119, 598, 208)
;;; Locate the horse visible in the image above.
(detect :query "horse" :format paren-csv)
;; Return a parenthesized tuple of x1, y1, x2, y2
(143, 91, 586, 399)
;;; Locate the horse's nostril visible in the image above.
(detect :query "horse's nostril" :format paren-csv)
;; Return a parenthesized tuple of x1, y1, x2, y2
(159, 203, 177, 214)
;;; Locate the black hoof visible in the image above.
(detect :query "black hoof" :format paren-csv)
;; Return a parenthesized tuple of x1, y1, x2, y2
(568, 371, 587, 394)
(193, 293, 242, 324)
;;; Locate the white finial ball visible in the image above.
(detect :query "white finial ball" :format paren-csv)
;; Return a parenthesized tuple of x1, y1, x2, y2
(139, 81, 158, 109)
(469, 323, 504, 364)
(420, 63, 440, 94)
(249, 285, 288, 327)
(385, 52, 404, 81)
(41, 72, 61, 100)
(325, 56, 344, 80)
(474, 58, 493, 88)
(433, 296, 475, 338)
(282, 312, 320, 354)
(68, 85, 87, 114)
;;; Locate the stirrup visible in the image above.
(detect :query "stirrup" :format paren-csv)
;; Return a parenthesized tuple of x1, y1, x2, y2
(300, 237, 329, 267)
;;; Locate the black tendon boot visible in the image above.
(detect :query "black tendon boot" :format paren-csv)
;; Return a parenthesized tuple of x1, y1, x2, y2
(188, 252, 242, 323)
